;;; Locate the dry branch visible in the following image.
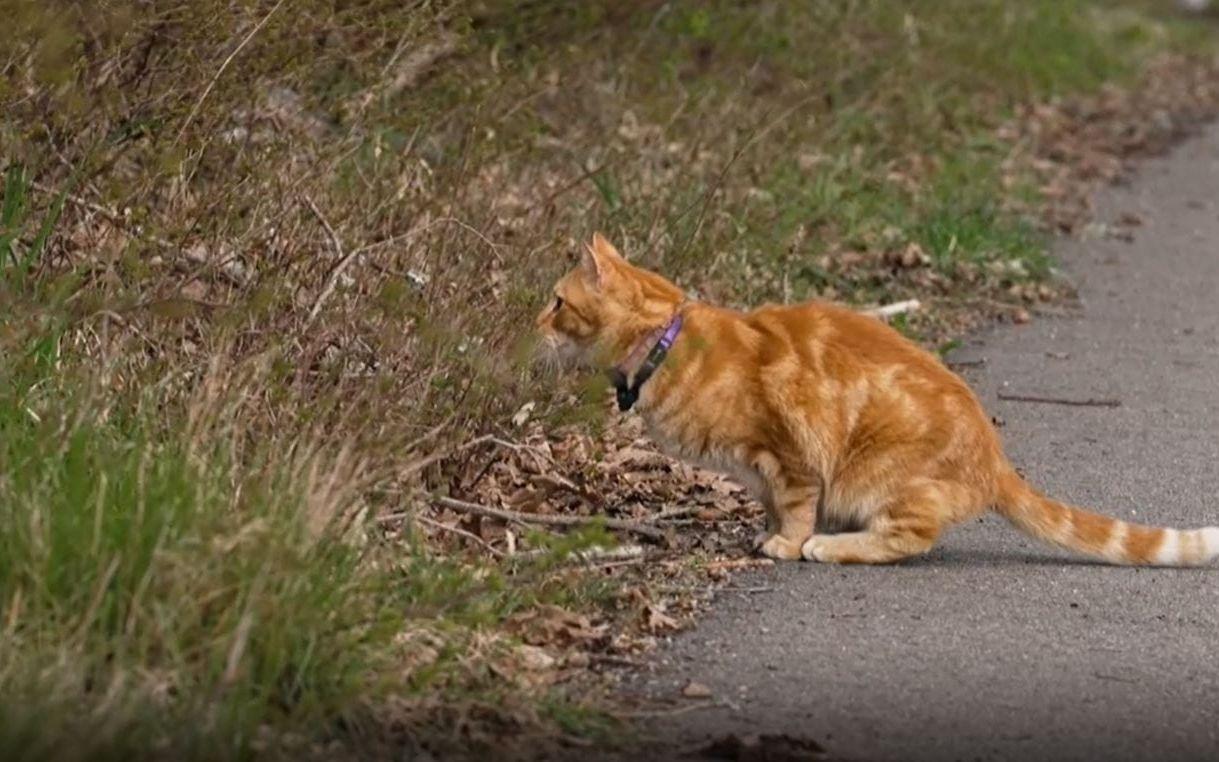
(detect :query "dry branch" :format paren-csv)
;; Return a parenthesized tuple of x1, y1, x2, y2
(996, 392, 1121, 408)
(614, 701, 722, 719)
(398, 433, 494, 479)
(433, 496, 667, 542)
(31, 181, 248, 286)
(512, 543, 647, 564)
(649, 505, 705, 522)
(175, 0, 287, 144)
(414, 515, 505, 558)
(862, 299, 922, 319)
(302, 194, 362, 328)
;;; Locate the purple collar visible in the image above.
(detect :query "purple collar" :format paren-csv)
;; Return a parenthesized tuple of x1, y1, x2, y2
(609, 312, 684, 412)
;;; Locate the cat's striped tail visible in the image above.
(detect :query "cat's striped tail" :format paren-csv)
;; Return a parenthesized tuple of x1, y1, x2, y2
(994, 472, 1219, 566)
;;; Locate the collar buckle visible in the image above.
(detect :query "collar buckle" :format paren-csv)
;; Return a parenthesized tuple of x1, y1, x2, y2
(609, 313, 683, 412)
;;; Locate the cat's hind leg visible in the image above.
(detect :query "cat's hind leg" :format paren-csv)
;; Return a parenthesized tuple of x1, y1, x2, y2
(801, 481, 948, 564)
(751, 487, 780, 551)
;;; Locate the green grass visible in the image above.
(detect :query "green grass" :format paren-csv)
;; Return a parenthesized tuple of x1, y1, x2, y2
(0, 357, 395, 759)
(558, 0, 1180, 302)
(0, 311, 619, 759)
(1, 163, 72, 287)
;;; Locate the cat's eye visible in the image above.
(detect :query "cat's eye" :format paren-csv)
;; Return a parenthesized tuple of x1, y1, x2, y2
(553, 296, 564, 311)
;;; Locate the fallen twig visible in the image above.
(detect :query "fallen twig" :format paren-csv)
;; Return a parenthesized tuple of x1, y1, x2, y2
(363, 33, 459, 107)
(302, 194, 361, 327)
(530, 161, 610, 214)
(572, 543, 646, 563)
(400, 413, 462, 456)
(175, 0, 287, 144)
(948, 358, 986, 369)
(997, 392, 1121, 408)
(510, 543, 647, 565)
(584, 557, 652, 571)
(433, 496, 668, 542)
(862, 299, 921, 319)
(649, 505, 706, 522)
(488, 436, 556, 462)
(658, 584, 775, 595)
(704, 557, 775, 571)
(30, 180, 248, 287)
(398, 433, 494, 479)
(30, 180, 156, 237)
(413, 514, 505, 558)
(221, 611, 254, 686)
(614, 701, 723, 719)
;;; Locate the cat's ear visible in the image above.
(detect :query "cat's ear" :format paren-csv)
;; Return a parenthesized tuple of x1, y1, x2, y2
(591, 232, 626, 262)
(582, 232, 623, 287)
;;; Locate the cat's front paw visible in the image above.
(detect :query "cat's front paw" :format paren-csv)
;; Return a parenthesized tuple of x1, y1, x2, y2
(800, 534, 830, 562)
(757, 534, 803, 561)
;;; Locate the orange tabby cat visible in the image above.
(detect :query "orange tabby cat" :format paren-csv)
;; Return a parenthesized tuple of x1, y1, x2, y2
(536, 233, 1219, 565)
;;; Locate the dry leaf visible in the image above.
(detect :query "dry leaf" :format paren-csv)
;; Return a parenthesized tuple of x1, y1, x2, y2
(517, 644, 556, 671)
(643, 602, 680, 634)
(511, 401, 535, 427)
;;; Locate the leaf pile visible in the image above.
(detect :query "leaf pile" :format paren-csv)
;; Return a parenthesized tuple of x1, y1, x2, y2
(1011, 55, 1219, 235)
(430, 412, 761, 558)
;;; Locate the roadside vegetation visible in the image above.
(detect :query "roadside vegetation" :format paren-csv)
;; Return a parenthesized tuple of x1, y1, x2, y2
(2, 0, 1217, 757)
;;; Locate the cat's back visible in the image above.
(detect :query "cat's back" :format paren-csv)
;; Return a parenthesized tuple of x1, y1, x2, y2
(742, 299, 963, 386)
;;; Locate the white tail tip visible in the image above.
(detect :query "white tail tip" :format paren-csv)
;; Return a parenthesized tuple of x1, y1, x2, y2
(1158, 527, 1219, 566)
(1203, 527, 1219, 563)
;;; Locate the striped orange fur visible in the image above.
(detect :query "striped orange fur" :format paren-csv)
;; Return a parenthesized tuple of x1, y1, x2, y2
(536, 234, 1219, 566)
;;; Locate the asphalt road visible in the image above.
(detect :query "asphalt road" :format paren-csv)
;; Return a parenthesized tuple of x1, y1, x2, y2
(626, 122, 1219, 761)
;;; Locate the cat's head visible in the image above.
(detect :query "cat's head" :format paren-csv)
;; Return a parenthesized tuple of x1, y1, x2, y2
(535, 233, 683, 369)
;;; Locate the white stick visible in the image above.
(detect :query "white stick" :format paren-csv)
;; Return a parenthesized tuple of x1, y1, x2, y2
(862, 299, 921, 319)
(511, 543, 646, 563)
(303, 194, 360, 328)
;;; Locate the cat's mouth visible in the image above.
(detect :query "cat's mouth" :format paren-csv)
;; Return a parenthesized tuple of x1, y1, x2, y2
(536, 334, 594, 373)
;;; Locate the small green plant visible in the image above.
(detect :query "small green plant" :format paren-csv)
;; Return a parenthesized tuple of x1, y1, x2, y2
(1, 165, 75, 288)
(938, 339, 963, 359)
(1, 164, 28, 267)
